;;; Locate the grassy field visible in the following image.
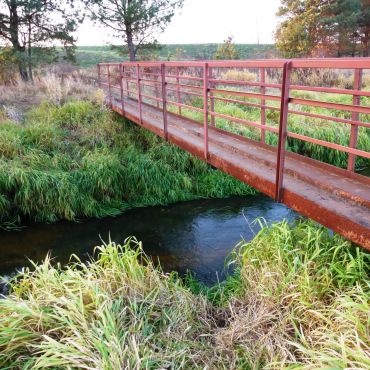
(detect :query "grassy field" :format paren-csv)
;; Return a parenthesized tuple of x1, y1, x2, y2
(0, 220, 368, 369)
(72, 44, 277, 67)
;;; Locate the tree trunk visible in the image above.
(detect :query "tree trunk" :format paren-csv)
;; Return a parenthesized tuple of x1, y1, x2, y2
(126, 30, 136, 61)
(9, 0, 29, 81)
(125, 0, 136, 61)
(18, 62, 29, 81)
(27, 19, 33, 82)
(362, 28, 370, 57)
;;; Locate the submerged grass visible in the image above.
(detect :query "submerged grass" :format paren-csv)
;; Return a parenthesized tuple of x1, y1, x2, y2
(1, 221, 369, 369)
(0, 99, 254, 227)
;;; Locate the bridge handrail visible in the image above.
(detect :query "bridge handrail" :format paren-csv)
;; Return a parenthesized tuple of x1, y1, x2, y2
(97, 58, 370, 201)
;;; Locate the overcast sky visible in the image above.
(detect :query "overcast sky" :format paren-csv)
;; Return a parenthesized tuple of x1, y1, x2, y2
(76, 0, 281, 45)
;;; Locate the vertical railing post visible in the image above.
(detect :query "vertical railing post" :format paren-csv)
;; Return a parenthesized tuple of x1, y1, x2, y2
(260, 67, 266, 143)
(119, 63, 125, 114)
(136, 64, 143, 124)
(107, 64, 112, 107)
(161, 63, 168, 140)
(176, 66, 181, 115)
(154, 67, 160, 108)
(97, 64, 101, 88)
(203, 62, 209, 160)
(125, 66, 130, 98)
(348, 68, 362, 172)
(275, 61, 292, 202)
(209, 66, 215, 126)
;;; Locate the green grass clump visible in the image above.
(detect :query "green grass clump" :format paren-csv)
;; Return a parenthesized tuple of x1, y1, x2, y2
(212, 220, 370, 368)
(0, 239, 212, 369)
(0, 221, 369, 369)
(0, 100, 255, 227)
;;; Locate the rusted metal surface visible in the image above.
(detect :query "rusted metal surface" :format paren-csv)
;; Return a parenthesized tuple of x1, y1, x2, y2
(260, 67, 266, 143)
(275, 61, 292, 202)
(203, 63, 209, 159)
(348, 69, 363, 171)
(136, 64, 143, 124)
(98, 58, 370, 250)
(160, 63, 168, 140)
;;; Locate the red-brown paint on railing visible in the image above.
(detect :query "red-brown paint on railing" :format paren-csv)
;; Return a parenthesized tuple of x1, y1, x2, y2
(98, 58, 370, 250)
(348, 69, 363, 171)
(260, 67, 266, 143)
(176, 67, 182, 115)
(107, 65, 112, 106)
(203, 63, 209, 160)
(119, 64, 125, 114)
(161, 63, 168, 141)
(275, 61, 292, 202)
(136, 64, 143, 124)
(99, 58, 370, 188)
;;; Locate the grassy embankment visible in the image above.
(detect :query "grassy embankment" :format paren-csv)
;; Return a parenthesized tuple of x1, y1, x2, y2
(0, 84, 254, 228)
(0, 220, 369, 369)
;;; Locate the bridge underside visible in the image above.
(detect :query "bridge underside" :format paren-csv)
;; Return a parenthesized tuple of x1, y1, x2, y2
(112, 97, 370, 250)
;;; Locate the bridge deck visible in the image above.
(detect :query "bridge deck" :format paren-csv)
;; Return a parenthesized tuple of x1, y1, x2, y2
(112, 96, 370, 250)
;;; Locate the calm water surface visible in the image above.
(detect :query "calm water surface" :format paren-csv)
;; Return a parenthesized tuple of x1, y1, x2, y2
(0, 195, 296, 284)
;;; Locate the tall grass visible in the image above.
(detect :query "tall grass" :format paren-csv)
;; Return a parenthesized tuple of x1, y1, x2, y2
(0, 100, 254, 228)
(0, 238, 212, 369)
(212, 220, 370, 369)
(0, 221, 369, 369)
(0, 68, 99, 119)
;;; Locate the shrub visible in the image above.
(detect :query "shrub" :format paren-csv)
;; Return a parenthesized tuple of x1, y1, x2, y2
(221, 69, 257, 82)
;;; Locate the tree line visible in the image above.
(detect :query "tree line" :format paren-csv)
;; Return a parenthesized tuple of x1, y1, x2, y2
(0, 0, 183, 81)
(1, 0, 369, 82)
(275, 0, 370, 57)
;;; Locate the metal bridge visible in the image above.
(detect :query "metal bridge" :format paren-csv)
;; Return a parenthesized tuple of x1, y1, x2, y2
(98, 59, 370, 250)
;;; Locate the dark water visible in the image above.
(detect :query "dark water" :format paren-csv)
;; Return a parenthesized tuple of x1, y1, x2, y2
(0, 195, 296, 285)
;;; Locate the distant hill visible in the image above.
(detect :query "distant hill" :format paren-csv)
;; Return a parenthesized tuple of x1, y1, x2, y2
(74, 44, 277, 67)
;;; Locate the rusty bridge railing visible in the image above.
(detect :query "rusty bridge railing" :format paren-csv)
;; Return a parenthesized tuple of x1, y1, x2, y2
(97, 59, 370, 202)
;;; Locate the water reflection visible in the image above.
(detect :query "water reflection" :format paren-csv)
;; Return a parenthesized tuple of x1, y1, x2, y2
(0, 195, 296, 284)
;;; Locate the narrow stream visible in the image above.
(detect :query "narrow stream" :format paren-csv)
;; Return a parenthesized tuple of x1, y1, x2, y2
(0, 195, 297, 285)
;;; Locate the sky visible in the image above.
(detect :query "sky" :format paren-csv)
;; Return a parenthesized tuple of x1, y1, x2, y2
(76, 0, 281, 46)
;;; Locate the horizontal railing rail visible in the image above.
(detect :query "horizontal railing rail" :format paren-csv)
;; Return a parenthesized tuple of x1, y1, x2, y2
(97, 58, 370, 202)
